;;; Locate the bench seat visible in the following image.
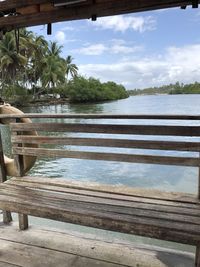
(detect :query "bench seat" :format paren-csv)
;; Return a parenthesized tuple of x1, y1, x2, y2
(0, 176, 200, 246)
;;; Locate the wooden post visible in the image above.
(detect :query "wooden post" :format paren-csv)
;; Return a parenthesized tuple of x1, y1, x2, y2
(13, 119, 29, 230)
(0, 129, 12, 223)
(195, 158, 200, 266)
(196, 246, 200, 267)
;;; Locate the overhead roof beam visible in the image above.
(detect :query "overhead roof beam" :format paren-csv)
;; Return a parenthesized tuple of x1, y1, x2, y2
(0, 0, 199, 30)
(0, 0, 50, 12)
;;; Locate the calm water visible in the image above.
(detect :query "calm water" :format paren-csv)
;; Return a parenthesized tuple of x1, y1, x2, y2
(4, 94, 200, 252)
(21, 95, 200, 194)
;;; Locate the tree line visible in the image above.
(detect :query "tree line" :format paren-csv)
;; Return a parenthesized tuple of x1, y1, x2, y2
(128, 82, 200, 96)
(0, 29, 128, 105)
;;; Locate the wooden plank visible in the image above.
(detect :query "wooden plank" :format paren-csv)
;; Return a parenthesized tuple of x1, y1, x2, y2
(10, 123, 200, 136)
(1, 113, 200, 120)
(0, 224, 194, 267)
(0, 184, 200, 231)
(5, 179, 199, 210)
(0, 183, 200, 220)
(9, 176, 198, 204)
(1, 190, 200, 240)
(10, 176, 198, 204)
(16, 5, 40, 15)
(0, 239, 121, 267)
(0, 0, 198, 30)
(12, 135, 200, 152)
(12, 147, 200, 167)
(0, 194, 200, 245)
(0, 0, 49, 12)
(0, 262, 22, 267)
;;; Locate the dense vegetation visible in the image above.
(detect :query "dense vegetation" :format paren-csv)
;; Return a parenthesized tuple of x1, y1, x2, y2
(0, 29, 127, 105)
(128, 82, 200, 96)
(67, 77, 128, 103)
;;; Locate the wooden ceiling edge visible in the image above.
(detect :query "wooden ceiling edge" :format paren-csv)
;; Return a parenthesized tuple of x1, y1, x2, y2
(0, 0, 50, 12)
(0, 0, 199, 30)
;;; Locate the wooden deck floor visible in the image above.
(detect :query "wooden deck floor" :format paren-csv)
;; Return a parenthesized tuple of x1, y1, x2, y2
(0, 216, 196, 267)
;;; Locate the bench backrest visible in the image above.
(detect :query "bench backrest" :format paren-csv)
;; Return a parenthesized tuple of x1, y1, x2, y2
(10, 115, 200, 176)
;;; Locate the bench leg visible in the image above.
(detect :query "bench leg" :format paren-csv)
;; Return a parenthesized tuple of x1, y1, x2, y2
(18, 214, 28, 230)
(3, 211, 12, 224)
(196, 246, 200, 267)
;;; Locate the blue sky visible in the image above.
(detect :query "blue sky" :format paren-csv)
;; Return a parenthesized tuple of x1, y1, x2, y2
(30, 7, 200, 89)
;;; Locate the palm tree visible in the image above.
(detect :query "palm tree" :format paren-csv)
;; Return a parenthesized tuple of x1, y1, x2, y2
(65, 55, 78, 81)
(47, 41, 63, 58)
(41, 54, 65, 95)
(30, 35, 48, 86)
(0, 32, 27, 91)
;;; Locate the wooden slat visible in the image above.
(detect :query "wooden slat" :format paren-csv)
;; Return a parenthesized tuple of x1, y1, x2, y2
(1, 189, 200, 236)
(0, 186, 200, 228)
(0, 193, 200, 245)
(0, 0, 198, 30)
(10, 123, 200, 136)
(1, 113, 200, 120)
(11, 135, 200, 152)
(12, 147, 200, 167)
(1, 182, 199, 218)
(8, 177, 198, 205)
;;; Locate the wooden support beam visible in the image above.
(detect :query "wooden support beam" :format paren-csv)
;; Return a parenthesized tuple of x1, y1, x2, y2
(0, 0, 199, 30)
(0, 0, 49, 12)
(0, 130, 12, 224)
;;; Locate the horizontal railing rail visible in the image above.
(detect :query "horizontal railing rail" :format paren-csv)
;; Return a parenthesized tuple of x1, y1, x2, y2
(11, 135, 200, 152)
(12, 147, 200, 167)
(10, 123, 200, 136)
(0, 113, 200, 120)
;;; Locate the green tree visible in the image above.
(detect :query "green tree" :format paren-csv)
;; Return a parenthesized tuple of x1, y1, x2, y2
(0, 32, 27, 95)
(65, 55, 78, 81)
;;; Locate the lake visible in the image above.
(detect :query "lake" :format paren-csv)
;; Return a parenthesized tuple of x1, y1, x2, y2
(4, 94, 200, 252)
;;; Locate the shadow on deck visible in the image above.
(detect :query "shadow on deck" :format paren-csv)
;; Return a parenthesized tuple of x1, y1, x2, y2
(0, 217, 195, 267)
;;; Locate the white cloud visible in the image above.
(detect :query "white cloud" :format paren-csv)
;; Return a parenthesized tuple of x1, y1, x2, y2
(72, 44, 107, 56)
(91, 15, 156, 33)
(71, 40, 143, 56)
(54, 30, 78, 44)
(111, 44, 143, 54)
(78, 44, 200, 89)
(60, 26, 75, 31)
(55, 31, 66, 44)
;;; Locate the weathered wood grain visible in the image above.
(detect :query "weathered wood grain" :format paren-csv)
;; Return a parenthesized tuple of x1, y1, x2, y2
(0, 192, 200, 245)
(0, 0, 199, 30)
(10, 122, 200, 136)
(0, 238, 122, 267)
(0, 130, 12, 224)
(0, 183, 199, 222)
(0, 262, 22, 267)
(0, 113, 200, 120)
(6, 178, 198, 208)
(2, 114, 200, 250)
(12, 146, 200, 167)
(12, 176, 197, 203)
(12, 135, 200, 152)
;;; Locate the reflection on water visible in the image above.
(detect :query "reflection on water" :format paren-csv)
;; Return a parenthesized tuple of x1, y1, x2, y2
(2, 95, 200, 252)
(22, 95, 200, 194)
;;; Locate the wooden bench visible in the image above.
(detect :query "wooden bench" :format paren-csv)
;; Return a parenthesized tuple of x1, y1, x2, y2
(0, 114, 200, 266)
